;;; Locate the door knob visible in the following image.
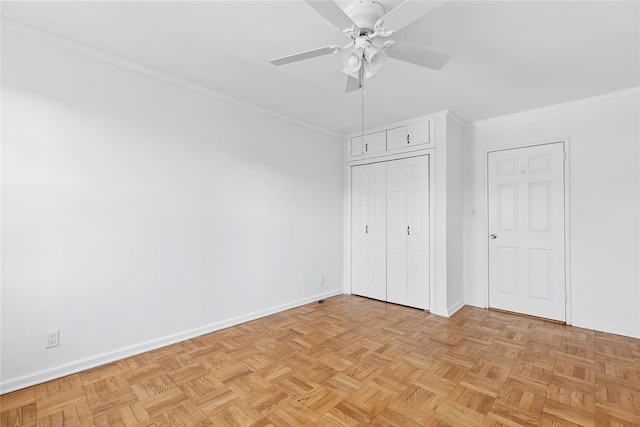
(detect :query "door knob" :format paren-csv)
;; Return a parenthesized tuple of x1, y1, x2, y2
(490, 234, 497, 239)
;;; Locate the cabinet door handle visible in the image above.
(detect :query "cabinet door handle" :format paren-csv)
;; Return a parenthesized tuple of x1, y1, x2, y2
(407, 135, 410, 144)
(365, 143, 368, 152)
(407, 226, 410, 235)
(366, 225, 368, 234)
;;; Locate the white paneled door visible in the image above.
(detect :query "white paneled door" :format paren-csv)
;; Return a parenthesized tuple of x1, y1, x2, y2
(488, 143, 566, 321)
(351, 162, 387, 301)
(387, 156, 430, 309)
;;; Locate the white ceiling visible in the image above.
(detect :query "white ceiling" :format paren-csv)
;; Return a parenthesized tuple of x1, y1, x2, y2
(2, 1, 639, 135)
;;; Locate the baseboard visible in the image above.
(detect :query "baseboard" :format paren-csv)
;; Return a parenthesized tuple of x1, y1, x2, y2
(429, 306, 449, 317)
(569, 318, 640, 339)
(465, 302, 639, 339)
(429, 300, 466, 318)
(464, 300, 488, 310)
(447, 300, 466, 316)
(0, 289, 343, 394)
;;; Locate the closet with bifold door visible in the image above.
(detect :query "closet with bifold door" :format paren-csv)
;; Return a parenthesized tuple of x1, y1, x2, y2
(351, 155, 430, 310)
(349, 112, 464, 317)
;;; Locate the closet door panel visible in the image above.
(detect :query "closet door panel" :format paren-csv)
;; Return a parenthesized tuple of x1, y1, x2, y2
(406, 156, 430, 309)
(367, 163, 387, 301)
(386, 159, 408, 305)
(351, 166, 369, 297)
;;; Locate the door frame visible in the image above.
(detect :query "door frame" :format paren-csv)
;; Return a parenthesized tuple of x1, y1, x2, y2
(485, 138, 572, 324)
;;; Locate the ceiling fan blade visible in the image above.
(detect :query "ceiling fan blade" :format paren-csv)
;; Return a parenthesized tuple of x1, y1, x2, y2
(305, 0, 357, 31)
(345, 75, 361, 93)
(377, 0, 446, 32)
(270, 45, 341, 66)
(386, 42, 450, 70)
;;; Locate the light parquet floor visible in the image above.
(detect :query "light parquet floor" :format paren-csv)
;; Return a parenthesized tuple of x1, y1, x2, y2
(2, 295, 640, 426)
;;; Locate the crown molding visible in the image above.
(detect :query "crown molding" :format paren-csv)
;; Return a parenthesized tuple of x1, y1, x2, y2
(467, 87, 640, 128)
(445, 110, 466, 128)
(1, 18, 343, 139)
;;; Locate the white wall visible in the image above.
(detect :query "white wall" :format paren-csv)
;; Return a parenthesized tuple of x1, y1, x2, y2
(432, 115, 448, 315)
(431, 113, 465, 317)
(1, 30, 344, 392)
(445, 116, 465, 314)
(462, 91, 640, 338)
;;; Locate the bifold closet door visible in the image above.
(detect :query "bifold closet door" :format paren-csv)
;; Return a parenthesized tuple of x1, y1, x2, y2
(351, 162, 387, 301)
(386, 155, 430, 309)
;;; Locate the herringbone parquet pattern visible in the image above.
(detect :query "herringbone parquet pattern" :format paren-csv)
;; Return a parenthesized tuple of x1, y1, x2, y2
(2, 295, 639, 426)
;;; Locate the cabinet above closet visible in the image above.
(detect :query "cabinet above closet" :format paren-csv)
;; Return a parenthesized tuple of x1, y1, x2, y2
(350, 131, 386, 156)
(348, 119, 433, 161)
(387, 121, 431, 150)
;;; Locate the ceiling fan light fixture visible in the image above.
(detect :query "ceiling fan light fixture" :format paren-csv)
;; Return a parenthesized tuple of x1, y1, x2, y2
(363, 45, 385, 78)
(342, 48, 364, 78)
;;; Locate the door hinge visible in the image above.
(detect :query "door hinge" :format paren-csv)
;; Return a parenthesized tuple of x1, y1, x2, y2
(563, 152, 566, 162)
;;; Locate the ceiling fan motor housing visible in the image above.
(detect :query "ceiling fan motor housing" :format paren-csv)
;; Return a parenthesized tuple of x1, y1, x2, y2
(344, 0, 385, 32)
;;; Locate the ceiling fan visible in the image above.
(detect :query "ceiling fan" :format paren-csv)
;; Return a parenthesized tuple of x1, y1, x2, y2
(270, 0, 450, 93)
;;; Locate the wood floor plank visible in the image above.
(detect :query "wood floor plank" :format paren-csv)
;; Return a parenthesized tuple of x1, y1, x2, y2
(0, 387, 35, 411)
(483, 398, 540, 427)
(0, 403, 36, 427)
(3, 295, 640, 426)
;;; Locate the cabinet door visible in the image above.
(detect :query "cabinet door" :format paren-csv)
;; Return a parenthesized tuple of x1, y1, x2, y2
(363, 131, 386, 154)
(386, 156, 429, 309)
(407, 121, 430, 146)
(386, 126, 408, 150)
(351, 136, 363, 157)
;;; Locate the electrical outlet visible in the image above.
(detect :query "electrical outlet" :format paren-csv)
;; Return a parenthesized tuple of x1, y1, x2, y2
(319, 275, 325, 286)
(45, 329, 59, 348)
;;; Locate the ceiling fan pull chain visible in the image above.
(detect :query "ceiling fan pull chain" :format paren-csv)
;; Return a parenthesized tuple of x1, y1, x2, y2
(361, 64, 365, 145)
